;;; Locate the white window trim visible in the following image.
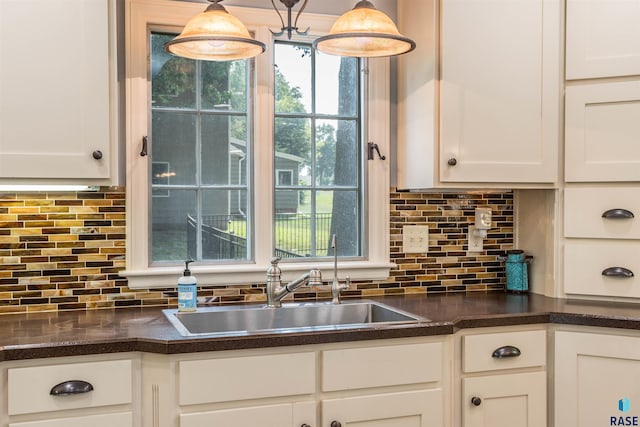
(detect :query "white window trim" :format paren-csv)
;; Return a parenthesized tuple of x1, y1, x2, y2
(122, 0, 392, 288)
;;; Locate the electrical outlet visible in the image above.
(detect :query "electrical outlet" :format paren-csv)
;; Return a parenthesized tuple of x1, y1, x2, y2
(403, 225, 429, 253)
(468, 226, 484, 252)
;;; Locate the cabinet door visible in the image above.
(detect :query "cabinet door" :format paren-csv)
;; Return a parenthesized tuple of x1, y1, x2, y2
(555, 331, 640, 427)
(9, 413, 132, 427)
(322, 389, 443, 427)
(180, 402, 315, 427)
(462, 372, 546, 427)
(440, 0, 560, 183)
(565, 81, 640, 182)
(0, 0, 112, 180)
(566, 0, 640, 79)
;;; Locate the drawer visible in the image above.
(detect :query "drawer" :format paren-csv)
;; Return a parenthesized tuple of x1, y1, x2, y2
(8, 359, 132, 416)
(9, 412, 133, 427)
(179, 352, 315, 405)
(463, 330, 546, 373)
(564, 240, 640, 298)
(322, 341, 442, 391)
(565, 187, 640, 239)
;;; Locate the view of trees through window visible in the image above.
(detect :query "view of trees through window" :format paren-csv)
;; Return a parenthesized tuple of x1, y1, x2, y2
(149, 33, 363, 264)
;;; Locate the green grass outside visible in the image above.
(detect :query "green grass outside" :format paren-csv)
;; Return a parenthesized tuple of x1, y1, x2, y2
(153, 194, 335, 261)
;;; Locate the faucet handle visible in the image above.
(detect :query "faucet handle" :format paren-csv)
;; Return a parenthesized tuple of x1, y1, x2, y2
(270, 256, 281, 266)
(308, 269, 323, 287)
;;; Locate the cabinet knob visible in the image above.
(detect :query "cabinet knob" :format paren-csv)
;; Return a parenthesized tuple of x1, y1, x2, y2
(92, 150, 103, 160)
(447, 158, 457, 166)
(331, 422, 342, 427)
(471, 396, 482, 406)
(301, 424, 311, 427)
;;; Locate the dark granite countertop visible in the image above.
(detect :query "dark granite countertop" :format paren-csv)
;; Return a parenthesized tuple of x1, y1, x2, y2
(2, 293, 640, 361)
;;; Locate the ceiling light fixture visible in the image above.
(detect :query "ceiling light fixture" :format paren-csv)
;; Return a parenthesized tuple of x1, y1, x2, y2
(313, 0, 416, 58)
(165, 0, 415, 61)
(164, 0, 266, 61)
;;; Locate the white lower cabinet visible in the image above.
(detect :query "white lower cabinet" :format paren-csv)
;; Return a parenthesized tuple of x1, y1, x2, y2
(555, 329, 640, 427)
(456, 327, 547, 427)
(322, 390, 442, 427)
(462, 372, 546, 427)
(1, 354, 140, 427)
(142, 337, 450, 427)
(9, 413, 133, 427)
(180, 402, 315, 427)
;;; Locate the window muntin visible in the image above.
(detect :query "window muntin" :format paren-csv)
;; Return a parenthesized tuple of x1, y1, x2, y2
(150, 32, 252, 264)
(273, 41, 362, 259)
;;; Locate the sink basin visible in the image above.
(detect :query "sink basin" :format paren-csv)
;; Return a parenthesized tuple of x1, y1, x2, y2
(163, 300, 428, 337)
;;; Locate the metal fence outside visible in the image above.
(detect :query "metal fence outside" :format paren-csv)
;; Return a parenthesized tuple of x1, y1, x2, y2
(187, 213, 333, 260)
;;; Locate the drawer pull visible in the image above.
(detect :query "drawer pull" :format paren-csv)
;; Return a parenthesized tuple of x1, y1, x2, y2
(50, 380, 94, 396)
(471, 396, 482, 406)
(602, 267, 635, 278)
(602, 209, 635, 219)
(492, 345, 521, 359)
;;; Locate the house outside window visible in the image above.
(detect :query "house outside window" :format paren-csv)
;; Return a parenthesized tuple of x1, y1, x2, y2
(124, 0, 392, 288)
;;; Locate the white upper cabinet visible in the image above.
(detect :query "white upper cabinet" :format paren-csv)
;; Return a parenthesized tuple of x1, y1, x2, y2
(566, 0, 640, 80)
(0, 0, 117, 183)
(397, 0, 561, 188)
(439, 0, 560, 184)
(565, 80, 640, 182)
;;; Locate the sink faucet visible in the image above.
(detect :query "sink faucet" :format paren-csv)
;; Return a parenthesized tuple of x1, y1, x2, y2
(266, 257, 322, 308)
(330, 234, 350, 304)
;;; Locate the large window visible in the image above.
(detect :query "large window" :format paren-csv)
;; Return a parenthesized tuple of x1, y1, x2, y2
(125, 0, 391, 288)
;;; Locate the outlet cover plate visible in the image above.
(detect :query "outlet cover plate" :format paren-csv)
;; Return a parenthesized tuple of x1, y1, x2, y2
(468, 226, 483, 253)
(403, 225, 429, 253)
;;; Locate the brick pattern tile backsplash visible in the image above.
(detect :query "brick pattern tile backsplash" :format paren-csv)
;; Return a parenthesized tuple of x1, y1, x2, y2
(0, 187, 513, 314)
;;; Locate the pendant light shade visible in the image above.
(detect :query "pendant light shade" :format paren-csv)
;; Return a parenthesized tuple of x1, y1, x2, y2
(165, 1, 266, 62)
(313, 0, 415, 58)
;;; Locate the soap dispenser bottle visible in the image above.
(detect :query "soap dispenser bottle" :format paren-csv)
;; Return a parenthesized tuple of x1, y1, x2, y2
(178, 260, 197, 312)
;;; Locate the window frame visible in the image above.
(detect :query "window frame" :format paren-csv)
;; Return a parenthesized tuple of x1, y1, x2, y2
(123, 0, 392, 288)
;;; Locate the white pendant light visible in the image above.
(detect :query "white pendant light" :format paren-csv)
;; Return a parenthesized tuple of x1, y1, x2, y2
(313, 0, 416, 58)
(165, 0, 266, 62)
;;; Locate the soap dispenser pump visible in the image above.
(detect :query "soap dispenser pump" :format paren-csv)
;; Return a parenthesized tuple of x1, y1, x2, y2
(178, 260, 197, 312)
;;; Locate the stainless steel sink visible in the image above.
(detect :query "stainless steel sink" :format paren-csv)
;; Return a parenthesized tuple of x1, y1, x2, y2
(163, 300, 428, 337)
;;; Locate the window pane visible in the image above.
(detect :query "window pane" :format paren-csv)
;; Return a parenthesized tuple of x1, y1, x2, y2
(201, 189, 249, 261)
(275, 43, 312, 113)
(201, 61, 247, 112)
(275, 190, 313, 257)
(319, 190, 360, 257)
(315, 53, 359, 116)
(275, 117, 311, 177)
(151, 190, 197, 262)
(152, 111, 197, 186)
(201, 115, 248, 186)
(151, 33, 196, 109)
(316, 119, 359, 187)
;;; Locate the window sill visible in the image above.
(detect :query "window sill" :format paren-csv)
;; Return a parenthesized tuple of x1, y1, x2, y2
(121, 260, 395, 289)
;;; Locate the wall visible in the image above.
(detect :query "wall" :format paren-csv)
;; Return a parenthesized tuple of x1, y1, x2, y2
(0, 187, 512, 314)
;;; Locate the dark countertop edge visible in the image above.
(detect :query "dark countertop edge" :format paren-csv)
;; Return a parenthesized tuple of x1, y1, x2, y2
(4, 293, 640, 360)
(4, 313, 640, 361)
